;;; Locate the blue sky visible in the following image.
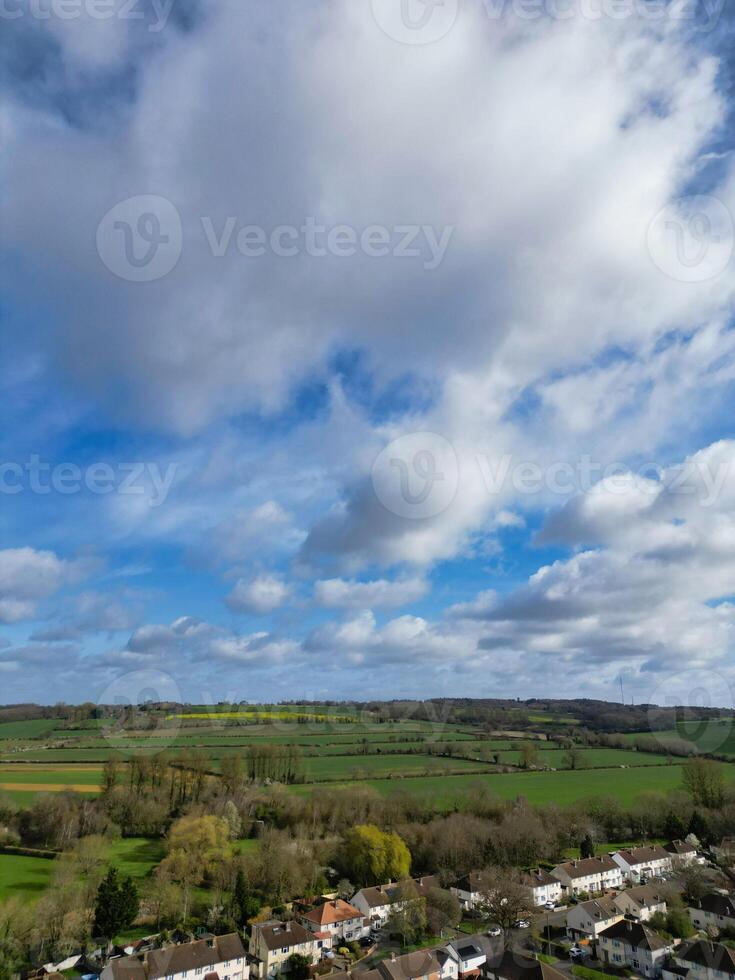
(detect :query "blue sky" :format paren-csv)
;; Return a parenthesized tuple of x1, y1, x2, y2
(2, 0, 735, 707)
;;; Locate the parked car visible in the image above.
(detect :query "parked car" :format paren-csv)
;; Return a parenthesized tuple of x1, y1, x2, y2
(544, 901, 556, 910)
(487, 927, 502, 937)
(515, 919, 531, 929)
(569, 946, 589, 960)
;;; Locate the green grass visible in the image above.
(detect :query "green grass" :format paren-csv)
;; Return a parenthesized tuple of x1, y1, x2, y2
(0, 719, 59, 739)
(0, 852, 56, 901)
(107, 837, 166, 880)
(291, 762, 732, 807)
(493, 748, 670, 769)
(301, 753, 492, 780)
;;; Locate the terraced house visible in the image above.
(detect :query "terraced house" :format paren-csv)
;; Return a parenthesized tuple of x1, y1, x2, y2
(248, 920, 318, 978)
(566, 896, 623, 941)
(520, 869, 563, 907)
(597, 919, 674, 976)
(687, 894, 735, 934)
(299, 898, 368, 944)
(662, 940, 735, 980)
(612, 885, 667, 922)
(551, 856, 623, 896)
(611, 846, 672, 882)
(101, 933, 248, 980)
(451, 871, 496, 911)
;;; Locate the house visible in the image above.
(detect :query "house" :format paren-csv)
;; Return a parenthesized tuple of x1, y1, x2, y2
(714, 839, 735, 864)
(299, 898, 368, 943)
(483, 949, 568, 980)
(566, 896, 623, 940)
(101, 934, 248, 980)
(597, 918, 674, 976)
(248, 920, 318, 978)
(662, 940, 735, 980)
(520, 869, 563, 907)
(666, 841, 703, 866)
(687, 894, 735, 934)
(352, 877, 440, 927)
(611, 846, 672, 882)
(613, 885, 668, 922)
(444, 938, 487, 979)
(551, 856, 623, 896)
(451, 871, 496, 911)
(372, 947, 458, 980)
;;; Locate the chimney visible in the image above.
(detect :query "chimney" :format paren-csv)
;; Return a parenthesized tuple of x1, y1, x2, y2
(286, 922, 292, 932)
(391, 953, 397, 963)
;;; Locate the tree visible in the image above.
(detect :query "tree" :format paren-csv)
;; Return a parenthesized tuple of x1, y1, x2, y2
(340, 824, 411, 885)
(425, 886, 461, 935)
(680, 861, 709, 903)
(337, 878, 354, 900)
(287, 953, 311, 979)
(232, 867, 261, 924)
(580, 834, 595, 859)
(682, 758, 725, 809)
(520, 742, 539, 769)
(93, 867, 139, 942)
(476, 868, 533, 948)
(563, 747, 583, 770)
(386, 881, 427, 945)
(222, 800, 242, 839)
(157, 815, 233, 920)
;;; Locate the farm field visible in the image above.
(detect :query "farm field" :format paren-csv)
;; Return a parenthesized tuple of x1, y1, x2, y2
(619, 719, 735, 756)
(0, 719, 59, 739)
(491, 747, 672, 768)
(0, 852, 55, 901)
(291, 762, 731, 808)
(301, 752, 493, 780)
(0, 764, 103, 801)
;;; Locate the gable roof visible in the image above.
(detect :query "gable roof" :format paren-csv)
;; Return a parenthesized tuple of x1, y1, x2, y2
(598, 919, 670, 952)
(554, 856, 619, 880)
(614, 845, 670, 866)
(572, 897, 620, 921)
(689, 894, 735, 918)
(666, 840, 696, 856)
(521, 869, 559, 889)
(454, 871, 496, 895)
(615, 885, 667, 910)
(487, 950, 567, 980)
(676, 940, 735, 973)
(378, 948, 444, 980)
(356, 877, 440, 909)
(253, 920, 313, 951)
(104, 935, 246, 980)
(302, 899, 363, 926)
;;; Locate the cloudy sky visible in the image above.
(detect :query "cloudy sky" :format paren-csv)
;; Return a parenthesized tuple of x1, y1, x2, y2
(2, 0, 735, 707)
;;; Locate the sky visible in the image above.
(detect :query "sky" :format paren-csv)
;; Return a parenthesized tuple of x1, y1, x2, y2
(1, 0, 735, 709)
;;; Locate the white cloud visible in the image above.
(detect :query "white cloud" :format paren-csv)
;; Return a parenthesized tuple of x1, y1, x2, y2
(314, 576, 428, 609)
(0, 548, 89, 624)
(225, 574, 291, 615)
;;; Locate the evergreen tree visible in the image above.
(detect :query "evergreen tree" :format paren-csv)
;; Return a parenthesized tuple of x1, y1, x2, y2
(94, 867, 139, 941)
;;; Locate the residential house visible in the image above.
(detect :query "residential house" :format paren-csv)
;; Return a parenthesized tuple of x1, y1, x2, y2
(666, 841, 703, 867)
(597, 918, 674, 976)
(611, 846, 672, 882)
(444, 938, 488, 979)
(101, 933, 248, 980)
(352, 877, 441, 928)
(299, 898, 368, 944)
(566, 897, 623, 941)
(483, 950, 568, 980)
(520, 870, 563, 907)
(687, 894, 735, 934)
(662, 940, 735, 980)
(550, 856, 622, 897)
(451, 871, 496, 911)
(613, 885, 668, 922)
(371, 947, 458, 980)
(248, 920, 318, 979)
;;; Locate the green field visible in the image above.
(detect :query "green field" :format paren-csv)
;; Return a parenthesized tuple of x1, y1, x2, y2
(0, 853, 55, 901)
(291, 762, 729, 807)
(0, 765, 103, 803)
(492, 747, 671, 768)
(301, 753, 492, 780)
(107, 837, 166, 880)
(620, 719, 735, 756)
(0, 719, 59, 739)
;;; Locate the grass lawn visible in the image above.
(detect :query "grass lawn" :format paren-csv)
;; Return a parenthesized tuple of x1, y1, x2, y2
(494, 748, 671, 769)
(107, 837, 166, 880)
(0, 852, 56, 901)
(302, 753, 492, 781)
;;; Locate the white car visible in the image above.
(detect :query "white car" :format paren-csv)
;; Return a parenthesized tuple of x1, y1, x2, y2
(515, 919, 530, 929)
(569, 946, 589, 960)
(544, 901, 556, 910)
(487, 927, 502, 937)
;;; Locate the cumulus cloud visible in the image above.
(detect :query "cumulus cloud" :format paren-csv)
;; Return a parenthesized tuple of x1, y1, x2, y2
(314, 576, 428, 609)
(0, 548, 90, 623)
(122, 616, 297, 665)
(225, 574, 291, 615)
